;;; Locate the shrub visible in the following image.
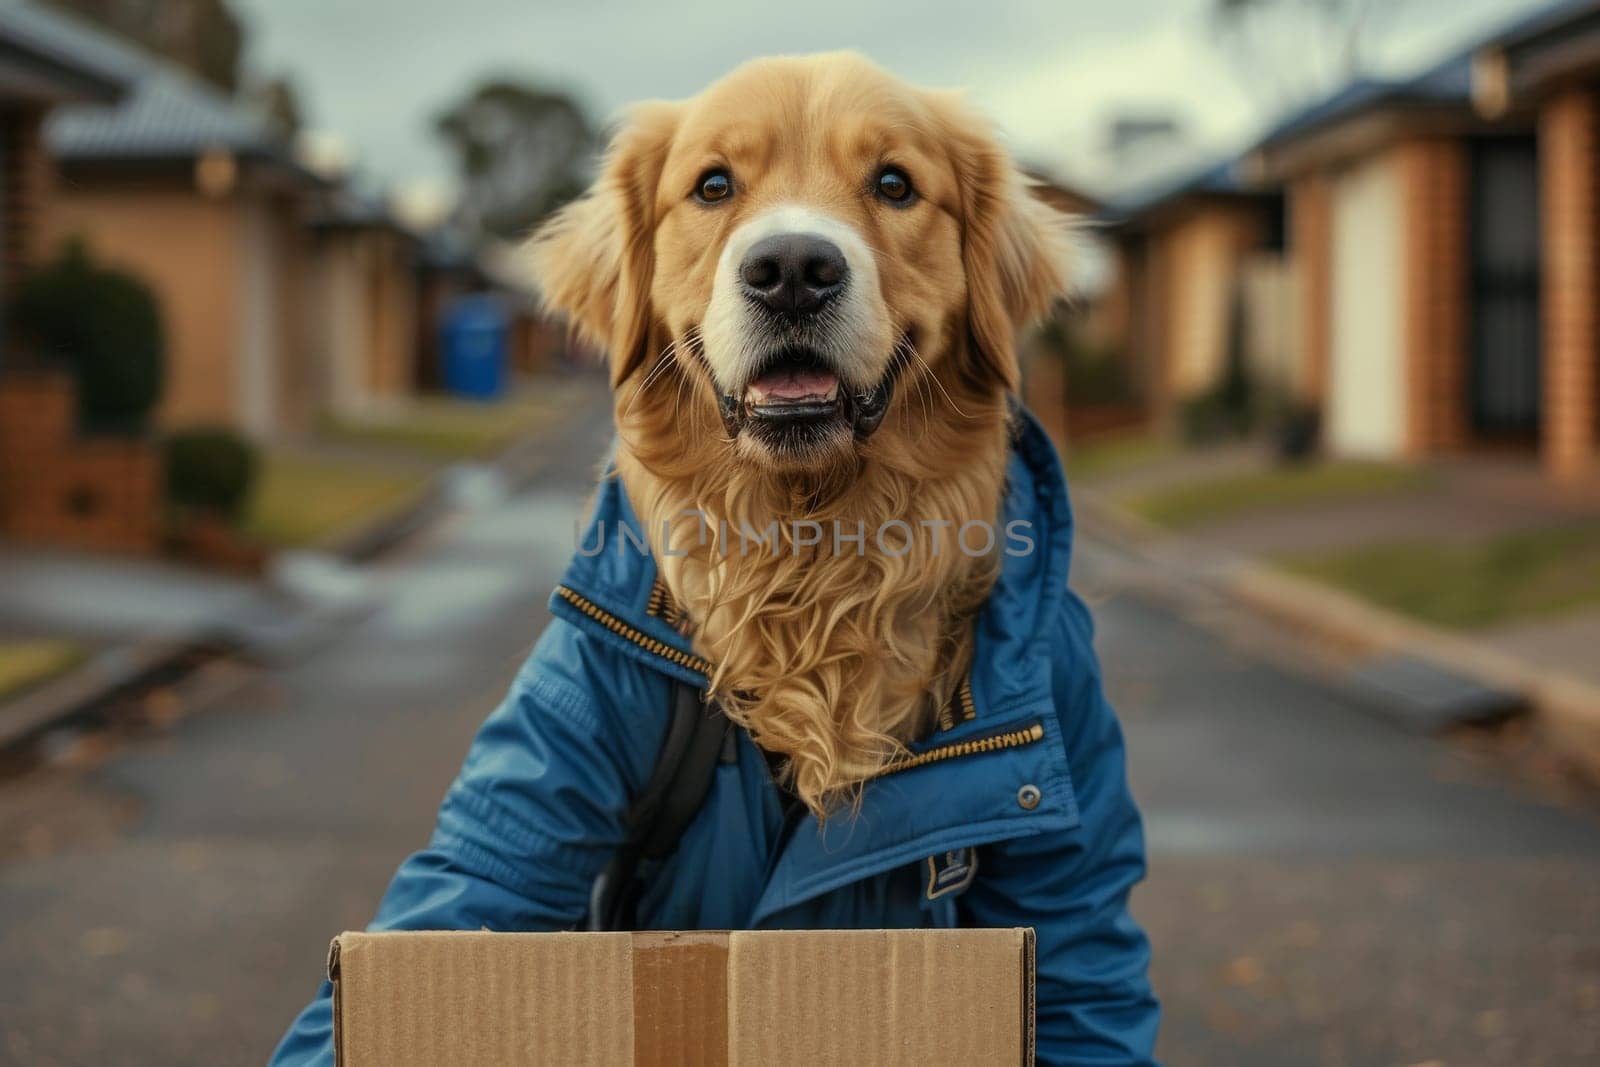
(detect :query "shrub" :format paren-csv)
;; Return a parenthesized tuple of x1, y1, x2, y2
(1177, 391, 1244, 445)
(1030, 314, 1138, 408)
(1274, 403, 1323, 464)
(10, 238, 165, 432)
(163, 428, 258, 522)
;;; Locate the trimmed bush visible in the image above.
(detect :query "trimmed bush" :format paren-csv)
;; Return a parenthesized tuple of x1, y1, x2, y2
(163, 428, 258, 522)
(11, 239, 166, 431)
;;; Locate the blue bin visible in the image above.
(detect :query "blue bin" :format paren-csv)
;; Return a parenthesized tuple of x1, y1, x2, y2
(441, 294, 509, 400)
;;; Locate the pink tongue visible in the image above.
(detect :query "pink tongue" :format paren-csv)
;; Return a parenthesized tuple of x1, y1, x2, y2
(749, 368, 838, 402)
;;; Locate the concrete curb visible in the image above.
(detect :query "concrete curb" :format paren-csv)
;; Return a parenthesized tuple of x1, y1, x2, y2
(0, 639, 197, 751)
(1076, 490, 1600, 781)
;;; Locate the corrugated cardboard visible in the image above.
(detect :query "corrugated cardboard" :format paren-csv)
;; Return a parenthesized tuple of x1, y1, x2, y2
(328, 928, 1035, 1066)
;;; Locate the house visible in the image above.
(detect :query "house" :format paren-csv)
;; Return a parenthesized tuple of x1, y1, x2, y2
(1099, 159, 1288, 425)
(1023, 170, 1099, 218)
(0, 3, 124, 314)
(308, 190, 420, 414)
(413, 227, 484, 393)
(1476, 0, 1600, 480)
(0, 4, 168, 553)
(33, 5, 328, 439)
(418, 231, 573, 396)
(1247, 0, 1600, 480)
(1008, 173, 1131, 443)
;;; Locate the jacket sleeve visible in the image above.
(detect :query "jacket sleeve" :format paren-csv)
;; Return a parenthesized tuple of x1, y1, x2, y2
(958, 590, 1160, 1065)
(268, 619, 666, 1067)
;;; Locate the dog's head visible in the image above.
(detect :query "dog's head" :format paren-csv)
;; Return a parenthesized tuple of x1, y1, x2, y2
(532, 52, 1072, 473)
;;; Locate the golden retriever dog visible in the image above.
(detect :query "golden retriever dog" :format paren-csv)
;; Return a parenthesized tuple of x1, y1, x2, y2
(531, 52, 1071, 816)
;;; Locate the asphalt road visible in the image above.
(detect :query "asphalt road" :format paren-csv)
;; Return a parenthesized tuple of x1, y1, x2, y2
(1, 396, 1596, 1067)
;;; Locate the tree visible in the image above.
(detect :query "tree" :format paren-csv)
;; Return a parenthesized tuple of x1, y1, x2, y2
(1212, 0, 1405, 107)
(435, 80, 595, 239)
(40, 0, 243, 92)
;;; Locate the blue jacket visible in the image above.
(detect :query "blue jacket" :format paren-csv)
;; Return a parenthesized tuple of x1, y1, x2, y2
(271, 412, 1159, 1065)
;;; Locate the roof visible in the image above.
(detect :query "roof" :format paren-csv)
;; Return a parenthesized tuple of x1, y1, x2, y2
(1255, 0, 1586, 154)
(1491, 0, 1600, 50)
(5, 1, 307, 175)
(0, 2, 129, 103)
(1103, 1, 1591, 214)
(416, 227, 484, 275)
(1487, 0, 1600, 102)
(1018, 166, 1100, 214)
(1098, 155, 1274, 229)
(310, 186, 419, 238)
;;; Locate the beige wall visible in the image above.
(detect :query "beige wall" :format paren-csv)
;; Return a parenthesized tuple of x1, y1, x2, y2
(1239, 252, 1299, 394)
(49, 182, 242, 430)
(236, 192, 279, 435)
(314, 228, 418, 415)
(49, 177, 317, 438)
(1155, 205, 1263, 400)
(314, 235, 366, 412)
(271, 194, 316, 436)
(367, 231, 418, 400)
(1328, 149, 1407, 457)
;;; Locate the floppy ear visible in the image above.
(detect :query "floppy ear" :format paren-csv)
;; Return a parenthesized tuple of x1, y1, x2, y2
(942, 101, 1074, 393)
(529, 102, 679, 386)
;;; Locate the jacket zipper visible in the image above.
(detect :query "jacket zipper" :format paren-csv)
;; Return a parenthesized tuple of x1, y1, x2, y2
(873, 720, 1045, 780)
(558, 583, 1033, 778)
(555, 585, 713, 677)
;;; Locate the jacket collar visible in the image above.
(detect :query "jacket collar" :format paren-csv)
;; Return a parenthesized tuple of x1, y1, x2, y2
(551, 405, 1074, 708)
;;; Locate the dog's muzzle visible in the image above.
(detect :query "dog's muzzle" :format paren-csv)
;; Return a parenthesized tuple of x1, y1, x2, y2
(717, 344, 903, 442)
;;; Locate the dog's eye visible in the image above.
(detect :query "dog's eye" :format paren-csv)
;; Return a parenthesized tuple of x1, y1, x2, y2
(695, 169, 733, 204)
(875, 166, 914, 205)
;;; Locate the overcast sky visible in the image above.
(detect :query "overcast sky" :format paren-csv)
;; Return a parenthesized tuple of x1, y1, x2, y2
(231, 0, 1549, 199)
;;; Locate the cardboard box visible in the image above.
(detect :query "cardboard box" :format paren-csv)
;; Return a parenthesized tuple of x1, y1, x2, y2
(328, 927, 1035, 1066)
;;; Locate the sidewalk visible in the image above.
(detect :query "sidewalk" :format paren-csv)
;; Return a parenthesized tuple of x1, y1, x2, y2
(0, 371, 612, 750)
(1070, 438, 1600, 779)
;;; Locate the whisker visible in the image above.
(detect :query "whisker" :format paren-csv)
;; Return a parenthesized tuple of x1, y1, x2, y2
(621, 338, 681, 423)
(908, 343, 970, 419)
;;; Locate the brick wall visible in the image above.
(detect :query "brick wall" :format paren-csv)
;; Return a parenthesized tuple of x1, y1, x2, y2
(1541, 87, 1600, 481)
(1020, 347, 1067, 447)
(1113, 238, 1170, 425)
(1289, 175, 1332, 406)
(0, 106, 55, 299)
(0, 374, 162, 554)
(1399, 138, 1470, 457)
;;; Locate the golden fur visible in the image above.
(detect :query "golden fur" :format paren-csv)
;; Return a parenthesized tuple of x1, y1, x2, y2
(532, 53, 1071, 816)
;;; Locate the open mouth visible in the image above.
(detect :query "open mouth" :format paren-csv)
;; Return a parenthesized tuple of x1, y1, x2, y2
(718, 345, 900, 445)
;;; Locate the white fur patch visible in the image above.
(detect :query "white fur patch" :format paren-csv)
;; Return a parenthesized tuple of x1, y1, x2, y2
(699, 204, 894, 393)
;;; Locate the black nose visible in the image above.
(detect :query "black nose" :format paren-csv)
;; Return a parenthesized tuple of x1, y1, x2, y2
(739, 233, 848, 316)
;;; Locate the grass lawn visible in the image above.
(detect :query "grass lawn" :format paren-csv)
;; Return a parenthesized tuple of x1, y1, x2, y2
(0, 640, 86, 702)
(1063, 432, 1177, 483)
(245, 453, 427, 549)
(1279, 523, 1600, 630)
(321, 391, 564, 461)
(1124, 460, 1432, 530)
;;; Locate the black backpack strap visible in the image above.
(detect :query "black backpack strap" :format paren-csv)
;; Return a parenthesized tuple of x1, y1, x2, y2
(586, 679, 728, 931)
